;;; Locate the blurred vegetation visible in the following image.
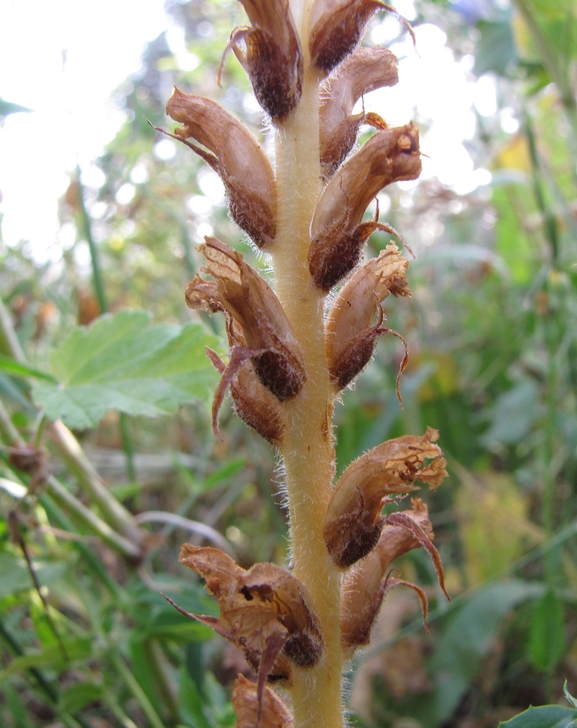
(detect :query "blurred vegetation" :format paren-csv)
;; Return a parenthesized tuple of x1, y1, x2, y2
(1, 0, 577, 726)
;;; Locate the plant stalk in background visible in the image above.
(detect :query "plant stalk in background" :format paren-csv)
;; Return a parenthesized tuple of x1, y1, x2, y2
(162, 1, 449, 725)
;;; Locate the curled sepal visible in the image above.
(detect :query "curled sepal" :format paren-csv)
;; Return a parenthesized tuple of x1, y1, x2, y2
(227, 0, 303, 120)
(165, 88, 276, 248)
(186, 238, 306, 401)
(207, 348, 287, 445)
(324, 428, 447, 568)
(309, 0, 414, 75)
(175, 545, 323, 704)
(340, 498, 448, 657)
(233, 675, 294, 728)
(320, 47, 399, 179)
(326, 244, 411, 392)
(309, 124, 421, 290)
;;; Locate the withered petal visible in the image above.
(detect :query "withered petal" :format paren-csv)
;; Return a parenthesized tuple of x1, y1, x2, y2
(186, 238, 306, 401)
(231, 0, 303, 119)
(324, 428, 447, 567)
(320, 47, 399, 178)
(309, 0, 384, 74)
(233, 675, 294, 728)
(177, 545, 323, 685)
(383, 511, 449, 600)
(326, 244, 411, 391)
(309, 125, 421, 290)
(166, 88, 276, 248)
(310, 0, 415, 74)
(206, 347, 287, 445)
(340, 499, 446, 656)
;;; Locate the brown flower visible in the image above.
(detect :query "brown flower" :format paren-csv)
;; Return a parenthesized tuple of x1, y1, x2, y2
(309, 123, 421, 290)
(323, 428, 447, 568)
(320, 47, 398, 179)
(165, 88, 276, 249)
(227, 0, 303, 119)
(310, 0, 414, 75)
(325, 243, 411, 392)
(169, 545, 323, 715)
(186, 238, 306, 403)
(233, 675, 294, 728)
(206, 348, 287, 444)
(341, 498, 449, 656)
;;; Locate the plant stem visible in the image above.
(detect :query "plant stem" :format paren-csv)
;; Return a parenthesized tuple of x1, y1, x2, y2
(110, 651, 167, 728)
(45, 476, 142, 559)
(48, 420, 144, 547)
(0, 297, 26, 362)
(270, 7, 344, 725)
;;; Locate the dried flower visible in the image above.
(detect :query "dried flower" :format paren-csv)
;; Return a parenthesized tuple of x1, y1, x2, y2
(320, 47, 398, 178)
(309, 0, 385, 74)
(165, 88, 276, 248)
(341, 498, 449, 656)
(228, 0, 303, 119)
(309, 0, 415, 75)
(233, 675, 294, 728)
(206, 348, 287, 444)
(325, 243, 411, 392)
(186, 238, 306, 401)
(171, 544, 323, 715)
(309, 123, 421, 290)
(324, 428, 447, 568)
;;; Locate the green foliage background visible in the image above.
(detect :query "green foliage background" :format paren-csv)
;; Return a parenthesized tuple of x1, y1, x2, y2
(1, 0, 577, 726)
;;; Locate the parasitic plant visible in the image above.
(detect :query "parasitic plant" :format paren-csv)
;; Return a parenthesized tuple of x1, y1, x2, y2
(161, 1, 449, 725)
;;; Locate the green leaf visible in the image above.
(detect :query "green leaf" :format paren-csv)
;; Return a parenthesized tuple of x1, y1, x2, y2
(481, 378, 541, 447)
(178, 667, 213, 728)
(500, 705, 577, 728)
(529, 591, 566, 672)
(0, 552, 67, 599)
(475, 20, 518, 77)
(148, 608, 214, 641)
(0, 356, 57, 383)
(32, 310, 219, 429)
(0, 637, 93, 679)
(59, 682, 104, 714)
(412, 580, 543, 727)
(564, 681, 577, 709)
(1, 682, 36, 728)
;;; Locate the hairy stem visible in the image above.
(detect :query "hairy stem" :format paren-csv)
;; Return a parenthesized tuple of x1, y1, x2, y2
(270, 9, 344, 726)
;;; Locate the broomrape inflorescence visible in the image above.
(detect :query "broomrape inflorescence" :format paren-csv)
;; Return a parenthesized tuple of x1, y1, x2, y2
(161, 1, 449, 726)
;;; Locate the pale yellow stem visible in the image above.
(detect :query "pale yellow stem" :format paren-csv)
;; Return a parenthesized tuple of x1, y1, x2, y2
(269, 5, 345, 726)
